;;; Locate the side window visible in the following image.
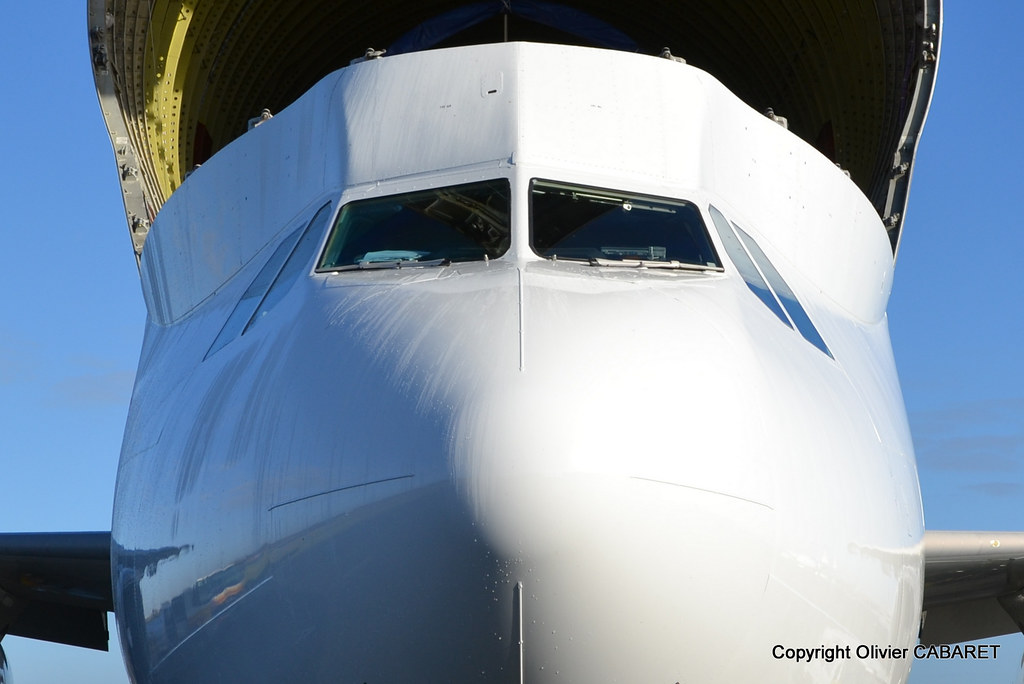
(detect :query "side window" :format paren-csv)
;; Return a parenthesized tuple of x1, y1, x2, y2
(708, 205, 832, 359)
(708, 205, 791, 328)
(731, 224, 832, 358)
(206, 202, 332, 359)
(246, 202, 334, 332)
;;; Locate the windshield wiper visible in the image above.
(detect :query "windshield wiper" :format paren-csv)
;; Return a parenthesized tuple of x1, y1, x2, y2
(325, 258, 451, 272)
(588, 258, 724, 272)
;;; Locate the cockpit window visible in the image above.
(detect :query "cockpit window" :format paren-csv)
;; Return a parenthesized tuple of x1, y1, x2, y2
(317, 179, 510, 271)
(530, 180, 721, 268)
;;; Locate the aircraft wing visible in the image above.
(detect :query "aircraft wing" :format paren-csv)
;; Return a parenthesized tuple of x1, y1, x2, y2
(922, 530, 1024, 645)
(0, 532, 112, 651)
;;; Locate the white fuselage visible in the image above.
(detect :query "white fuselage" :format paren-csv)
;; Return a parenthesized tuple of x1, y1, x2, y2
(112, 43, 922, 683)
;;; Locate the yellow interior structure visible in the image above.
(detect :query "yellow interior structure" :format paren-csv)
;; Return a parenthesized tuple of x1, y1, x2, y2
(86, 0, 939, 258)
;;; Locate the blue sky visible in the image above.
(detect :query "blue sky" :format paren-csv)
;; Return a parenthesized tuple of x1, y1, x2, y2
(1, 3, 1022, 683)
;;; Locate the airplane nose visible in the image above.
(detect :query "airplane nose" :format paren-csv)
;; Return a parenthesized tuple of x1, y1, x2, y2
(312, 259, 780, 680)
(440, 262, 778, 681)
(452, 381, 776, 682)
(449, 260, 776, 528)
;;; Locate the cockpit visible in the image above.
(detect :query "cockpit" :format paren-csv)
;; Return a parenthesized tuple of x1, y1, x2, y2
(318, 180, 512, 270)
(315, 178, 722, 272)
(529, 180, 720, 269)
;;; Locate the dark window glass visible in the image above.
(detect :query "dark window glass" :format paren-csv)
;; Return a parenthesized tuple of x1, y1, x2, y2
(708, 205, 791, 328)
(318, 179, 510, 270)
(733, 224, 832, 358)
(245, 202, 335, 332)
(206, 202, 332, 359)
(531, 180, 720, 267)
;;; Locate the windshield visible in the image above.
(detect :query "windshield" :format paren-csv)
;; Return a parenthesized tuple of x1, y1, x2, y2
(530, 180, 720, 267)
(318, 179, 511, 270)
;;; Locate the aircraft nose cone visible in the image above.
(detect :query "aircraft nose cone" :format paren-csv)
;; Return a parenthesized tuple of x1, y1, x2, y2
(312, 260, 779, 680)
(449, 260, 775, 529)
(440, 262, 777, 681)
(451, 377, 776, 682)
